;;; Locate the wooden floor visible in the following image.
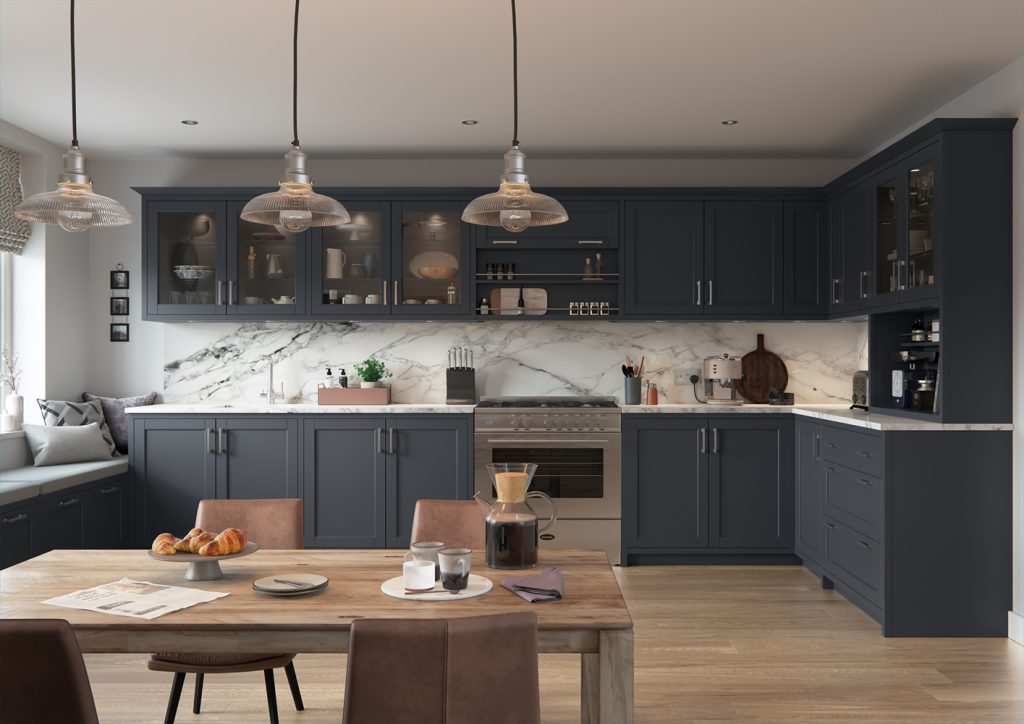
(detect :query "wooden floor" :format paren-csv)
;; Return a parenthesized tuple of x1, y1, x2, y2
(85, 566, 1024, 723)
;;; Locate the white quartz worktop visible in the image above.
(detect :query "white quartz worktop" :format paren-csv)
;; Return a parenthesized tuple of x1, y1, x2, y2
(619, 403, 1012, 431)
(126, 403, 476, 415)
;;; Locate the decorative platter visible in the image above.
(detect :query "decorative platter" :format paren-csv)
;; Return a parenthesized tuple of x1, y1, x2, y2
(380, 574, 493, 602)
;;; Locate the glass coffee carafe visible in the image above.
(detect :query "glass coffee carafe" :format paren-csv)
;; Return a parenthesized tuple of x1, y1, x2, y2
(479, 463, 557, 569)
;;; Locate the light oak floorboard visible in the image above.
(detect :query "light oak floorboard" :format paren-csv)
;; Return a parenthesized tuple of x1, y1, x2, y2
(84, 566, 1023, 723)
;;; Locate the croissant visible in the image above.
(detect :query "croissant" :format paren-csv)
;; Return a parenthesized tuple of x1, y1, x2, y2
(199, 527, 248, 557)
(151, 533, 179, 556)
(175, 527, 216, 553)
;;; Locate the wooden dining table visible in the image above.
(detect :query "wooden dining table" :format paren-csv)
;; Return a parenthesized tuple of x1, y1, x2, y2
(0, 548, 633, 723)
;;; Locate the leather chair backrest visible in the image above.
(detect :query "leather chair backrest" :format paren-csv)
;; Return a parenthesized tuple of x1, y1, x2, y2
(343, 612, 539, 724)
(410, 499, 488, 551)
(0, 619, 100, 724)
(195, 498, 303, 549)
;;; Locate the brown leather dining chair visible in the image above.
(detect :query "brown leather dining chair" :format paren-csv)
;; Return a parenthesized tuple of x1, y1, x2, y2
(148, 498, 305, 724)
(0, 618, 100, 724)
(410, 498, 488, 549)
(342, 612, 540, 724)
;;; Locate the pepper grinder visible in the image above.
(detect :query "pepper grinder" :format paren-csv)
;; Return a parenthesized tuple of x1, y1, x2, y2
(645, 382, 659, 406)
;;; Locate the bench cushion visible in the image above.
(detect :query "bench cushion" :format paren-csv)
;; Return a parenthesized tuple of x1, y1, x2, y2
(0, 482, 42, 507)
(0, 459, 127, 495)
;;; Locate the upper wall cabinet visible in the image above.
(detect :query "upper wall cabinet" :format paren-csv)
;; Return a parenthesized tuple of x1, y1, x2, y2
(623, 200, 790, 319)
(310, 202, 391, 317)
(392, 201, 473, 316)
(783, 201, 828, 317)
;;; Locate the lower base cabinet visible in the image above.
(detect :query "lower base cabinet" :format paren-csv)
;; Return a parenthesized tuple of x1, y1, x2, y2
(622, 415, 794, 564)
(795, 420, 1012, 636)
(0, 475, 128, 569)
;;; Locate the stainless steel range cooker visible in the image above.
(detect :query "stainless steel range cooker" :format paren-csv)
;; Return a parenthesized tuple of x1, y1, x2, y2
(474, 396, 621, 563)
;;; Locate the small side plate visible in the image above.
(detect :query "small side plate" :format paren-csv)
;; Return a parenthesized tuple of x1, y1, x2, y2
(253, 573, 329, 595)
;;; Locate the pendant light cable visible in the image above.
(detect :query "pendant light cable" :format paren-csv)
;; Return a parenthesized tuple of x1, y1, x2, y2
(292, 0, 300, 148)
(511, 0, 518, 147)
(69, 0, 78, 147)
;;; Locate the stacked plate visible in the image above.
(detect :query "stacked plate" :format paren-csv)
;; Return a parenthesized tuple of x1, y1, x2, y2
(173, 265, 215, 280)
(253, 573, 329, 597)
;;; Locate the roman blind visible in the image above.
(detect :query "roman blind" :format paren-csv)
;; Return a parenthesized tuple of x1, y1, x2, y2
(0, 146, 31, 255)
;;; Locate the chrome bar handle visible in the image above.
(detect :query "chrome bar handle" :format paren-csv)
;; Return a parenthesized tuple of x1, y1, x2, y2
(577, 240, 603, 245)
(394, 280, 400, 305)
(206, 428, 215, 454)
(814, 433, 820, 461)
(388, 428, 396, 454)
(216, 280, 224, 306)
(696, 280, 702, 306)
(699, 427, 707, 454)
(227, 280, 235, 305)
(859, 270, 866, 299)
(1, 513, 27, 525)
(491, 240, 518, 246)
(898, 259, 908, 291)
(712, 427, 719, 454)
(376, 428, 384, 454)
(218, 427, 226, 454)
(382, 279, 388, 305)
(100, 486, 119, 495)
(58, 497, 80, 507)
(708, 280, 714, 306)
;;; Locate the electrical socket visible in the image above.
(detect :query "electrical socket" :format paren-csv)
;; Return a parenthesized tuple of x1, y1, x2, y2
(674, 368, 692, 385)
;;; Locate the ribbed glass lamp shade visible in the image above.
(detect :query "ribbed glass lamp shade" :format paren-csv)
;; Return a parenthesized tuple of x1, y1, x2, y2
(462, 147, 568, 233)
(15, 147, 131, 233)
(241, 146, 349, 232)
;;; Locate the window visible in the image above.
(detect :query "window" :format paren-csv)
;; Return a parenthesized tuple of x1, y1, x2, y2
(0, 251, 11, 411)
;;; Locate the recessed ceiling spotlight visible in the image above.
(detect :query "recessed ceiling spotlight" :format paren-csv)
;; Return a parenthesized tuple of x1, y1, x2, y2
(180, 119, 199, 126)
(461, 119, 479, 126)
(721, 119, 739, 126)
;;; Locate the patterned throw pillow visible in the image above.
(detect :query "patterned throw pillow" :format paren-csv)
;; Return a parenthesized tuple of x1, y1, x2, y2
(36, 398, 118, 456)
(83, 391, 157, 453)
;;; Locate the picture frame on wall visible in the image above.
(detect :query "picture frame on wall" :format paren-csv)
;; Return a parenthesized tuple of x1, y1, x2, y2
(110, 270, 130, 289)
(110, 323, 130, 342)
(110, 296, 129, 316)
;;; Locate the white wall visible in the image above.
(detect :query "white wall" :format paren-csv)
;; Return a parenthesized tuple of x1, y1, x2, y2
(0, 121, 90, 421)
(869, 58, 1023, 639)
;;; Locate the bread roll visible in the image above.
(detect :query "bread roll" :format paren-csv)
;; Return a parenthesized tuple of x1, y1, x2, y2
(198, 527, 249, 557)
(151, 533, 179, 556)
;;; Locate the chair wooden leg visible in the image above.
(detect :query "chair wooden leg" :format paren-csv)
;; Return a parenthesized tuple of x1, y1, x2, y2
(192, 672, 204, 714)
(263, 669, 280, 724)
(283, 661, 304, 711)
(163, 672, 186, 724)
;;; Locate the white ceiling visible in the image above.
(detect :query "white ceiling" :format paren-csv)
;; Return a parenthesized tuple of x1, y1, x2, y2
(1, 0, 1021, 160)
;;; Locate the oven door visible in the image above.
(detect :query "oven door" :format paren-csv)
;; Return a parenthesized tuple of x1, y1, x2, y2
(473, 433, 621, 519)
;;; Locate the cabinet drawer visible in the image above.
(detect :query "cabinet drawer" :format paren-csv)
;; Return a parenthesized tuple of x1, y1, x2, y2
(819, 425, 883, 477)
(824, 517, 882, 603)
(823, 464, 882, 542)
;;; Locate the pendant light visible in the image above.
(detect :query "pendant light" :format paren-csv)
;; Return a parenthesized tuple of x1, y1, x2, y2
(15, 0, 132, 232)
(462, 0, 568, 233)
(241, 0, 349, 232)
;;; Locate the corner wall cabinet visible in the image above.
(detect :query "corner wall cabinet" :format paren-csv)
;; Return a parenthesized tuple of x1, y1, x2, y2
(621, 415, 795, 564)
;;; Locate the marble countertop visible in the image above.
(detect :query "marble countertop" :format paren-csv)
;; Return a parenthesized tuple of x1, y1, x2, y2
(126, 403, 476, 415)
(619, 403, 1012, 431)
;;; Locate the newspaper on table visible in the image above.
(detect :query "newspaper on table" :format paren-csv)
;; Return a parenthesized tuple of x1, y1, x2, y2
(43, 578, 229, 620)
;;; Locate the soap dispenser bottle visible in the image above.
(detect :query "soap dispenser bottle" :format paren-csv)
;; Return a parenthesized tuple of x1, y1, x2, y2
(325, 367, 334, 388)
(339, 369, 348, 388)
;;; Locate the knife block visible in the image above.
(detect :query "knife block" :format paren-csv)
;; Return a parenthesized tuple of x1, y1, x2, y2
(446, 369, 477, 405)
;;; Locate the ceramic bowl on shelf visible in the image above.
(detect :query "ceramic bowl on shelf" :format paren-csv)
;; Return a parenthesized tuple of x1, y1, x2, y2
(409, 251, 459, 280)
(172, 265, 214, 280)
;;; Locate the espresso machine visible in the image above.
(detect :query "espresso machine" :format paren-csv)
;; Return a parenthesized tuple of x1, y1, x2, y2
(702, 354, 744, 406)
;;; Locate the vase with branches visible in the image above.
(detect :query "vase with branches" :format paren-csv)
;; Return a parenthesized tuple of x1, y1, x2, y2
(1, 348, 24, 432)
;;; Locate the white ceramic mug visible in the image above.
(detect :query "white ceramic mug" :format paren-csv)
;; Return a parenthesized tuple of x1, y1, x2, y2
(365, 293, 380, 305)
(342, 293, 362, 304)
(402, 559, 435, 592)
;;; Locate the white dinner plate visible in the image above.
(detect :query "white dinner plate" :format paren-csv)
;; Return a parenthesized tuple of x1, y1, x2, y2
(253, 573, 329, 595)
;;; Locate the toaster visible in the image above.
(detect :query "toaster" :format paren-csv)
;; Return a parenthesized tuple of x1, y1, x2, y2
(851, 370, 869, 410)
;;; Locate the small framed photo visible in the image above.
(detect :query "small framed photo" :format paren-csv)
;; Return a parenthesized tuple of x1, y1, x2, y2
(110, 270, 130, 289)
(110, 296, 129, 316)
(110, 323, 130, 342)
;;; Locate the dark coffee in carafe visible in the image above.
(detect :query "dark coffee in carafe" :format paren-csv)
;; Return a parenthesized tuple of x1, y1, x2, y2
(485, 518, 538, 569)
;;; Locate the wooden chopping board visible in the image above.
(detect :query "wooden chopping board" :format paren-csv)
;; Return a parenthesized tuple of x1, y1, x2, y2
(736, 333, 789, 404)
(490, 287, 548, 316)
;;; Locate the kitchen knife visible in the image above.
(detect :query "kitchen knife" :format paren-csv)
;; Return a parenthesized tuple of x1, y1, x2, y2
(469, 349, 473, 369)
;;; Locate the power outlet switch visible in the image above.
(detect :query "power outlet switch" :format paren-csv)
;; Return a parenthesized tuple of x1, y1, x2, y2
(674, 368, 691, 385)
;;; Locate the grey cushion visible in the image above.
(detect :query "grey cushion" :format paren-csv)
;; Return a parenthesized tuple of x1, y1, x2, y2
(0, 482, 41, 507)
(36, 399, 117, 456)
(83, 391, 156, 453)
(22, 423, 114, 467)
(0, 458, 128, 494)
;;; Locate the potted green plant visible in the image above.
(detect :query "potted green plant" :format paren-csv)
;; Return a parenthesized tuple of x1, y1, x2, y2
(353, 357, 390, 388)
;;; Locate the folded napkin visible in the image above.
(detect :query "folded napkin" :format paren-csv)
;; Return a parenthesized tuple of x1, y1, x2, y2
(501, 566, 563, 603)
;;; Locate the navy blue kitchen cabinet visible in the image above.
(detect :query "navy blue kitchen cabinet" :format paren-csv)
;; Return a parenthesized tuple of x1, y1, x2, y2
(621, 415, 795, 564)
(385, 417, 472, 548)
(828, 181, 873, 314)
(793, 419, 825, 567)
(214, 417, 300, 499)
(703, 201, 785, 317)
(302, 418, 387, 548)
(0, 506, 34, 568)
(622, 201, 703, 317)
(784, 201, 828, 317)
(82, 479, 128, 549)
(310, 201, 392, 318)
(34, 491, 85, 554)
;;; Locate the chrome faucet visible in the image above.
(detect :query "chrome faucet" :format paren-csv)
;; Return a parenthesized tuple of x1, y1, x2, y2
(260, 360, 285, 405)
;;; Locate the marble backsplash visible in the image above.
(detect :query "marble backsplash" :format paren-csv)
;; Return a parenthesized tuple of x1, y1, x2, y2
(163, 321, 868, 405)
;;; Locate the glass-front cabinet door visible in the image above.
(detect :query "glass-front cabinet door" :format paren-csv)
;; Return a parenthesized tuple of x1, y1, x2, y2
(903, 149, 939, 301)
(310, 202, 390, 316)
(392, 201, 472, 316)
(873, 176, 899, 302)
(146, 201, 226, 317)
(227, 201, 307, 316)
